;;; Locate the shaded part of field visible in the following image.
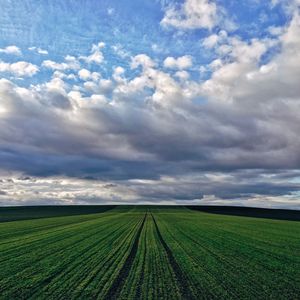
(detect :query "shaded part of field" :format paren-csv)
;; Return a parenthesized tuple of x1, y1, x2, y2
(104, 213, 147, 299)
(151, 213, 195, 300)
(187, 205, 300, 221)
(0, 205, 116, 222)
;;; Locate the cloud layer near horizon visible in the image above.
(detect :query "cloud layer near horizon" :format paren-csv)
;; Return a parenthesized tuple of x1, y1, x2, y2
(0, 0, 300, 208)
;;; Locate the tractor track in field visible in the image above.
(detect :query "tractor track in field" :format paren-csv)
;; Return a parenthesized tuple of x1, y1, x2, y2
(135, 213, 149, 299)
(151, 213, 195, 300)
(104, 213, 147, 299)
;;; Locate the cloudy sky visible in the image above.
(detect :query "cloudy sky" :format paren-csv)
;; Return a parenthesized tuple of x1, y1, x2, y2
(0, 0, 300, 208)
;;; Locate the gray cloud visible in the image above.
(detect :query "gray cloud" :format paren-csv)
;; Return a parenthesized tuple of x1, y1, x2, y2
(0, 11, 300, 208)
(0, 169, 299, 208)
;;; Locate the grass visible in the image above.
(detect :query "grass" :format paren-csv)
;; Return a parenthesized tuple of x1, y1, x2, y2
(0, 206, 299, 299)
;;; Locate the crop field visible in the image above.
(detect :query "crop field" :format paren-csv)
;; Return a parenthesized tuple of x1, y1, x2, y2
(0, 205, 116, 222)
(0, 206, 299, 299)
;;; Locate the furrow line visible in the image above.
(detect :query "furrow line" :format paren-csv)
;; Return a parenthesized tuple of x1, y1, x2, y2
(104, 213, 147, 299)
(134, 218, 148, 299)
(150, 213, 195, 300)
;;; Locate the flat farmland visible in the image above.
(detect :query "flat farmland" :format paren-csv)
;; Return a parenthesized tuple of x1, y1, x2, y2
(0, 206, 299, 299)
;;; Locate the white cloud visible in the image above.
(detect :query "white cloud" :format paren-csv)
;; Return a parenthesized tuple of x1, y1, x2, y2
(175, 70, 190, 80)
(163, 55, 193, 70)
(0, 45, 22, 56)
(82, 78, 114, 94)
(161, 0, 217, 30)
(268, 26, 284, 36)
(114, 54, 195, 107)
(42, 56, 80, 71)
(229, 38, 274, 63)
(81, 51, 103, 64)
(111, 44, 130, 58)
(38, 49, 48, 55)
(200, 12, 300, 103)
(78, 70, 91, 81)
(1, 12, 300, 207)
(107, 7, 115, 16)
(131, 54, 156, 70)
(52, 71, 76, 80)
(150, 70, 186, 106)
(42, 60, 68, 70)
(99, 79, 114, 94)
(202, 34, 219, 48)
(113, 66, 126, 83)
(202, 30, 227, 48)
(151, 43, 165, 54)
(28, 47, 48, 55)
(78, 69, 100, 81)
(114, 66, 125, 75)
(0, 61, 39, 77)
(80, 42, 105, 64)
(0, 176, 138, 206)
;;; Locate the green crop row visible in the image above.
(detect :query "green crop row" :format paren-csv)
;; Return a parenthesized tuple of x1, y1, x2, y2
(0, 206, 299, 299)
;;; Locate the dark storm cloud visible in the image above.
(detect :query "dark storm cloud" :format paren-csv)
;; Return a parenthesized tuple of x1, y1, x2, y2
(121, 170, 300, 202)
(1, 87, 300, 179)
(1, 74, 300, 206)
(0, 148, 163, 180)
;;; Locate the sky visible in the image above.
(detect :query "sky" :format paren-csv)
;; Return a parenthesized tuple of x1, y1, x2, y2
(0, 0, 300, 208)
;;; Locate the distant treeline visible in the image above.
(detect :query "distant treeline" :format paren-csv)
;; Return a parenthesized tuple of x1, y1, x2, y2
(0, 205, 116, 222)
(187, 206, 300, 221)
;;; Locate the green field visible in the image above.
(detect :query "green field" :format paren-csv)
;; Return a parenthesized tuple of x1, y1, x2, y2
(0, 206, 299, 299)
(0, 205, 116, 222)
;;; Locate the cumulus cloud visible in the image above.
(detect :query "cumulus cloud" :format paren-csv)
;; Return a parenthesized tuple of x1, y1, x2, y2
(175, 70, 190, 80)
(131, 54, 156, 70)
(0, 45, 22, 56)
(202, 30, 227, 48)
(42, 56, 80, 71)
(161, 0, 218, 30)
(200, 12, 300, 110)
(28, 47, 48, 55)
(1, 8, 300, 207)
(0, 61, 39, 77)
(78, 69, 100, 81)
(80, 42, 105, 64)
(52, 71, 76, 81)
(163, 55, 193, 70)
(111, 44, 130, 58)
